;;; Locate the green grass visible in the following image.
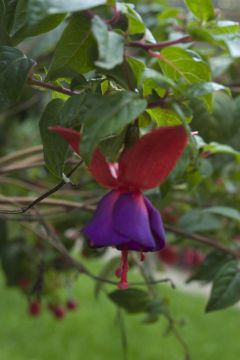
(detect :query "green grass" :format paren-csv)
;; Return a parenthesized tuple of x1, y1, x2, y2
(0, 262, 240, 360)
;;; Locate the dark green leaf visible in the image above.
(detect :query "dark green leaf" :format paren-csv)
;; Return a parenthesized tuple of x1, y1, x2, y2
(99, 130, 126, 162)
(108, 288, 151, 314)
(47, 14, 96, 80)
(92, 16, 124, 70)
(11, 0, 107, 42)
(185, 0, 214, 22)
(0, 0, 11, 44)
(11, 0, 65, 42)
(206, 261, 240, 311)
(81, 91, 147, 163)
(188, 251, 233, 283)
(39, 99, 68, 178)
(60, 93, 99, 128)
(0, 219, 8, 253)
(0, 46, 35, 111)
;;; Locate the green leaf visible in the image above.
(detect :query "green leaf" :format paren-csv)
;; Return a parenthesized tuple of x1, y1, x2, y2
(159, 47, 212, 109)
(203, 206, 240, 223)
(0, 0, 18, 44)
(11, 0, 107, 42)
(146, 107, 191, 126)
(143, 299, 165, 323)
(99, 130, 126, 162)
(39, 99, 68, 178)
(0, 46, 35, 111)
(203, 142, 240, 160)
(108, 288, 151, 314)
(92, 16, 124, 70)
(81, 91, 147, 163)
(11, 0, 65, 42)
(142, 68, 176, 92)
(118, 3, 145, 34)
(206, 261, 240, 312)
(185, 0, 214, 22)
(127, 57, 145, 87)
(47, 14, 96, 80)
(159, 47, 211, 86)
(0, 0, 11, 44)
(60, 93, 99, 128)
(185, 82, 231, 99)
(178, 209, 221, 233)
(0, 219, 8, 253)
(188, 251, 233, 283)
(30, 0, 106, 13)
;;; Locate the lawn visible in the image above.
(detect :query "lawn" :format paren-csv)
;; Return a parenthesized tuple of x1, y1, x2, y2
(0, 261, 239, 360)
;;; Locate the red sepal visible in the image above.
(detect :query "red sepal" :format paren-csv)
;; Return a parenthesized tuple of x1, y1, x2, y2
(49, 126, 116, 188)
(48, 126, 80, 154)
(118, 126, 188, 190)
(89, 150, 118, 188)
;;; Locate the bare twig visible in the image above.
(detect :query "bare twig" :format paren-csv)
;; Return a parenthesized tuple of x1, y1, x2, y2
(0, 145, 43, 167)
(165, 224, 239, 258)
(28, 77, 80, 96)
(0, 162, 85, 214)
(0, 161, 44, 174)
(0, 195, 96, 213)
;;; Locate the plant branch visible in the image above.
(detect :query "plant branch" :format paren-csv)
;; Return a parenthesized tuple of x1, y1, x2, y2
(0, 162, 85, 214)
(165, 224, 239, 258)
(28, 77, 80, 96)
(129, 36, 192, 51)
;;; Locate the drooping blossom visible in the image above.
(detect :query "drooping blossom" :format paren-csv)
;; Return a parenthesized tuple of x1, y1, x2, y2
(49, 125, 188, 288)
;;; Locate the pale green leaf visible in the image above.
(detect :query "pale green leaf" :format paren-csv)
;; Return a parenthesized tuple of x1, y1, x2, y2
(92, 16, 124, 70)
(185, 0, 214, 22)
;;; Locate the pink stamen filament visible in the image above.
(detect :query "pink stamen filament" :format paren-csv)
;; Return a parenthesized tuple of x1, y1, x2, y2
(117, 246, 129, 290)
(140, 251, 145, 262)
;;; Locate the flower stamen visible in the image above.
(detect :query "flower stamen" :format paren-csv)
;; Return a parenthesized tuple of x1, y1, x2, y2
(117, 246, 129, 290)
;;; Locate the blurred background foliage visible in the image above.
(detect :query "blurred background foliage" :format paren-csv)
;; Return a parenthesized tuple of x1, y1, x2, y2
(0, 0, 240, 359)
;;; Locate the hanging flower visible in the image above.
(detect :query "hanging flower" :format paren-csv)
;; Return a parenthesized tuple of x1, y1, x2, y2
(49, 125, 188, 289)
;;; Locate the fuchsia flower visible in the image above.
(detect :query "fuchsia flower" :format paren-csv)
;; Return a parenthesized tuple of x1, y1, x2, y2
(49, 125, 188, 289)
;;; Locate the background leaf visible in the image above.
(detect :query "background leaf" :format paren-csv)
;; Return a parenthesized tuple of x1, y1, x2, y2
(206, 261, 240, 312)
(203, 206, 240, 223)
(0, 46, 34, 111)
(188, 251, 233, 283)
(108, 288, 151, 314)
(39, 99, 68, 178)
